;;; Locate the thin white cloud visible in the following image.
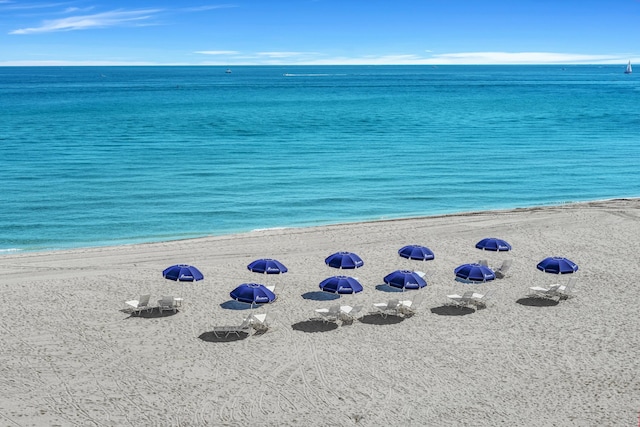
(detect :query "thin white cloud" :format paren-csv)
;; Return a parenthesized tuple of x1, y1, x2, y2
(195, 50, 240, 55)
(256, 51, 319, 58)
(186, 51, 630, 66)
(297, 54, 422, 65)
(287, 52, 630, 65)
(2, 51, 635, 67)
(10, 8, 162, 34)
(0, 60, 162, 66)
(62, 7, 95, 14)
(182, 5, 238, 12)
(428, 52, 621, 64)
(178, 51, 639, 66)
(1, 2, 74, 10)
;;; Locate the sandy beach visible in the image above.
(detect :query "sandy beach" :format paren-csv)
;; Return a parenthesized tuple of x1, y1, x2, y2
(0, 198, 638, 426)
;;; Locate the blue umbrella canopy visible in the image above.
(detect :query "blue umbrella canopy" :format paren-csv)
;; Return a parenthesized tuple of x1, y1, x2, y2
(537, 257, 578, 274)
(383, 270, 427, 290)
(454, 263, 496, 282)
(475, 238, 512, 252)
(230, 283, 276, 305)
(319, 276, 363, 294)
(162, 264, 204, 282)
(398, 245, 435, 261)
(325, 252, 364, 269)
(247, 258, 288, 274)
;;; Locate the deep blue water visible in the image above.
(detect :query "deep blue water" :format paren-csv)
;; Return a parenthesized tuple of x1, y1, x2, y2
(1, 65, 639, 252)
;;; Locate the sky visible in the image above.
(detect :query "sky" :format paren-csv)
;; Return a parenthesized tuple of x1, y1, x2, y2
(1, 0, 639, 66)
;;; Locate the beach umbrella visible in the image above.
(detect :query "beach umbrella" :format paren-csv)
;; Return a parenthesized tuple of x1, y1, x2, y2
(398, 245, 435, 261)
(383, 270, 427, 290)
(230, 283, 276, 305)
(454, 263, 495, 282)
(475, 238, 512, 252)
(325, 251, 364, 269)
(536, 257, 578, 274)
(247, 258, 288, 274)
(319, 276, 363, 294)
(162, 264, 204, 282)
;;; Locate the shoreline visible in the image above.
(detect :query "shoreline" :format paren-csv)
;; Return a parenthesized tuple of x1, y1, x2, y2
(3, 197, 637, 257)
(1, 197, 638, 425)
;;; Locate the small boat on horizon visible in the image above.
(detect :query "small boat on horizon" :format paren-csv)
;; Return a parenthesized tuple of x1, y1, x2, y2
(624, 61, 632, 74)
(225, 68, 232, 74)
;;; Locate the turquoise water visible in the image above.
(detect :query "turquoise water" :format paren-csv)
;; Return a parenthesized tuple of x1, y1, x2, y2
(1, 65, 639, 252)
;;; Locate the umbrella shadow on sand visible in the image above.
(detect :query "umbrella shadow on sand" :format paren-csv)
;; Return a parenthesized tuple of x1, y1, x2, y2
(292, 319, 339, 333)
(430, 305, 475, 316)
(198, 331, 249, 342)
(359, 314, 405, 325)
(301, 291, 340, 301)
(220, 300, 254, 310)
(516, 297, 560, 307)
(374, 284, 404, 293)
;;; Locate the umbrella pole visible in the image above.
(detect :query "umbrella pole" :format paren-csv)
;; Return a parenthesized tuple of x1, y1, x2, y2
(249, 303, 257, 337)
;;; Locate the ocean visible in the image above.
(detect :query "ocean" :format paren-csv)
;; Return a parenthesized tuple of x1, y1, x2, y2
(1, 65, 638, 253)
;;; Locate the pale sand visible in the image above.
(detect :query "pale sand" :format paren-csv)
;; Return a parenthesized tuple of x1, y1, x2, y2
(0, 199, 639, 426)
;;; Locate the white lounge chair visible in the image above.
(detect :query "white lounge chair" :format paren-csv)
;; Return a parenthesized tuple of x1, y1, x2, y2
(556, 278, 576, 299)
(446, 291, 475, 308)
(315, 305, 341, 323)
(469, 289, 495, 308)
(373, 299, 399, 318)
(478, 259, 488, 267)
(338, 305, 353, 320)
(528, 284, 561, 299)
(125, 294, 151, 315)
(494, 259, 513, 279)
(398, 293, 425, 315)
(212, 317, 253, 338)
(246, 313, 269, 332)
(339, 305, 363, 321)
(157, 295, 178, 313)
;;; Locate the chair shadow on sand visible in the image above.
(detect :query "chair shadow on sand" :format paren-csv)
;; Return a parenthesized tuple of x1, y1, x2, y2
(123, 308, 179, 318)
(359, 314, 405, 325)
(300, 291, 340, 301)
(292, 319, 339, 333)
(430, 305, 475, 316)
(198, 331, 249, 342)
(516, 297, 560, 307)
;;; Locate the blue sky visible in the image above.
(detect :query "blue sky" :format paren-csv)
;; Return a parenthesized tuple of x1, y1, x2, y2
(1, 0, 639, 66)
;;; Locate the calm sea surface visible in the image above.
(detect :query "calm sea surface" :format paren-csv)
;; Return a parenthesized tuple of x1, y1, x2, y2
(1, 65, 639, 252)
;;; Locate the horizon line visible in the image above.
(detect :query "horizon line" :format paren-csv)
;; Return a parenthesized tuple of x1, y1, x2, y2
(0, 62, 634, 67)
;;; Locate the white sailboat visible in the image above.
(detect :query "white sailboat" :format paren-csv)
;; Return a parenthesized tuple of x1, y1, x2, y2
(624, 60, 632, 74)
